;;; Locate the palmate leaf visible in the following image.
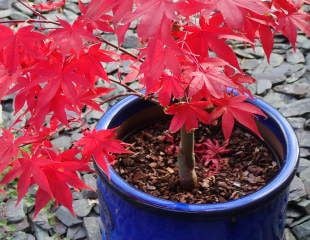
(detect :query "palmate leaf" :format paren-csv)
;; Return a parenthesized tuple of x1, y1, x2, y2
(166, 101, 210, 133)
(211, 95, 267, 139)
(76, 129, 131, 176)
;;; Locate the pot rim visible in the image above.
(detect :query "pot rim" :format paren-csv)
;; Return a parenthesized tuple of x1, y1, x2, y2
(96, 95, 299, 214)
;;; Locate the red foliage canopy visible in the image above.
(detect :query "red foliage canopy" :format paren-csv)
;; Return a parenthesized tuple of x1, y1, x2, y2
(0, 0, 309, 214)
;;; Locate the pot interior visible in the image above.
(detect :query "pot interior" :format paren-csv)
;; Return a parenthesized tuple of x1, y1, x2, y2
(115, 103, 284, 166)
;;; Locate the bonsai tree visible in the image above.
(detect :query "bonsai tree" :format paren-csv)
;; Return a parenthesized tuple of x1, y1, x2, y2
(0, 0, 309, 215)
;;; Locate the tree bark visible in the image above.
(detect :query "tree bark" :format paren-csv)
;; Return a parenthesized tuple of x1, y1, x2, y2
(177, 127, 197, 190)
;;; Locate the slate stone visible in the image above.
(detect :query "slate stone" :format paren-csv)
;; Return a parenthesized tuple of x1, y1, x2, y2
(12, 231, 35, 240)
(55, 206, 82, 227)
(256, 79, 272, 95)
(268, 53, 284, 67)
(274, 83, 310, 98)
(292, 219, 310, 240)
(290, 215, 310, 228)
(94, 204, 100, 215)
(0, 0, 9, 10)
(289, 176, 306, 201)
(106, 62, 119, 74)
(300, 148, 310, 158)
(286, 68, 306, 83)
(33, 211, 52, 231)
(297, 35, 310, 50)
(240, 59, 260, 70)
(304, 180, 310, 199)
(256, 63, 304, 83)
(300, 167, 310, 182)
(5, 199, 25, 223)
(0, 8, 11, 18)
(304, 119, 310, 130)
(14, 218, 30, 232)
(72, 191, 83, 200)
(286, 207, 303, 219)
(297, 158, 310, 174)
(67, 225, 87, 240)
(263, 91, 293, 109)
(82, 174, 98, 199)
(33, 225, 52, 240)
(54, 221, 67, 236)
(279, 99, 310, 117)
(73, 199, 94, 217)
(286, 49, 305, 64)
(9, 11, 28, 20)
(12, 2, 33, 16)
(287, 118, 306, 129)
(122, 32, 139, 49)
(51, 135, 72, 150)
(284, 228, 296, 240)
(65, 3, 80, 14)
(248, 46, 265, 57)
(83, 217, 101, 240)
(296, 130, 310, 148)
(298, 199, 310, 215)
(234, 49, 255, 59)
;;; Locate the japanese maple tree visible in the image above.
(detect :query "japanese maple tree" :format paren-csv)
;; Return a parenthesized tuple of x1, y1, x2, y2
(0, 0, 309, 214)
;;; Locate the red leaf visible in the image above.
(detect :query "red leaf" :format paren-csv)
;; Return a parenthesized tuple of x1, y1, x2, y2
(215, 0, 269, 28)
(157, 74, 185, 106)
(49, 19, 97, 56)
(259, 24, 274, 61)
(212, 95, 267, 139)
(76, 129, 131, 176)
(166, 102, 210, 133)
(34, 0, 66, 12)
(185, 15, 244, 68)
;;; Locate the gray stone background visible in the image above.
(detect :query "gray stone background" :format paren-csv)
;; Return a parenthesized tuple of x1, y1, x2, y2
(0, 1, 309, 240)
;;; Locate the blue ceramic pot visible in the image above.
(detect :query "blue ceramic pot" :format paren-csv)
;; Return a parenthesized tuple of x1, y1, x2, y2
(96, 96, 299, 240)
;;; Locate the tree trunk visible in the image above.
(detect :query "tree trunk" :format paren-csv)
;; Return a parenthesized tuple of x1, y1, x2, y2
(177, 127, 197, 190)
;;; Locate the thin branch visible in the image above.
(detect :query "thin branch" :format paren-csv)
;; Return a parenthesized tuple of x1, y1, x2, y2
(0, 19, 60, 25)
(17, 0, 48, 20)
(109, 77, 142, 96)
(98, 36, 143, 62)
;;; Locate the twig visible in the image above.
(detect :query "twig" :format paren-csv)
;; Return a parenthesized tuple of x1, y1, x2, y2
(109, 77, 142, 96)
(0, 19, 60, 25)
(17, 0, 49, 21)
(99, 36, 143, 62)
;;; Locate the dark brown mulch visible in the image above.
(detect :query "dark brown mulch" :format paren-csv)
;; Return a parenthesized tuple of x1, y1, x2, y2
(114, 121, 280, 204)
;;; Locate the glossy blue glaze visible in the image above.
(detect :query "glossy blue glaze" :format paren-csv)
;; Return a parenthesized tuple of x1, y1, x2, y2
(96, 96, 299, 240)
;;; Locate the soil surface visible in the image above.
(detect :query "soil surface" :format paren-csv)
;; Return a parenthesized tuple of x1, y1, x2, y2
(115, 121, 280, 204)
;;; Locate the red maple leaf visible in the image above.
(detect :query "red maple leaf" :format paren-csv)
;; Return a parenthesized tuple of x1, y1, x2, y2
(124, 0, 205, 41)
(140, 37, 182, 93)
(214, 0, 269, 29)
(157, 74, 186, 106)
(0, 25, 45, 73)
(185, 14, 249, 68)
(186, 59, 238, 99)
(195, 139, 230, 173)
(76, 129, 131, 176)
(211, 95, 267, 139)
(166, 101, 210, 133)
(275, 7, 310, 47)
(34, 0, 66, 12)
(49, 19, 97, 56)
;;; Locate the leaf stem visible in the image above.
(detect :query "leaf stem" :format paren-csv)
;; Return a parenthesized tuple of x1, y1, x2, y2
(0, 19, 60, 25)
(17, 0, 49, 20)
(99, 36, 143, 62)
